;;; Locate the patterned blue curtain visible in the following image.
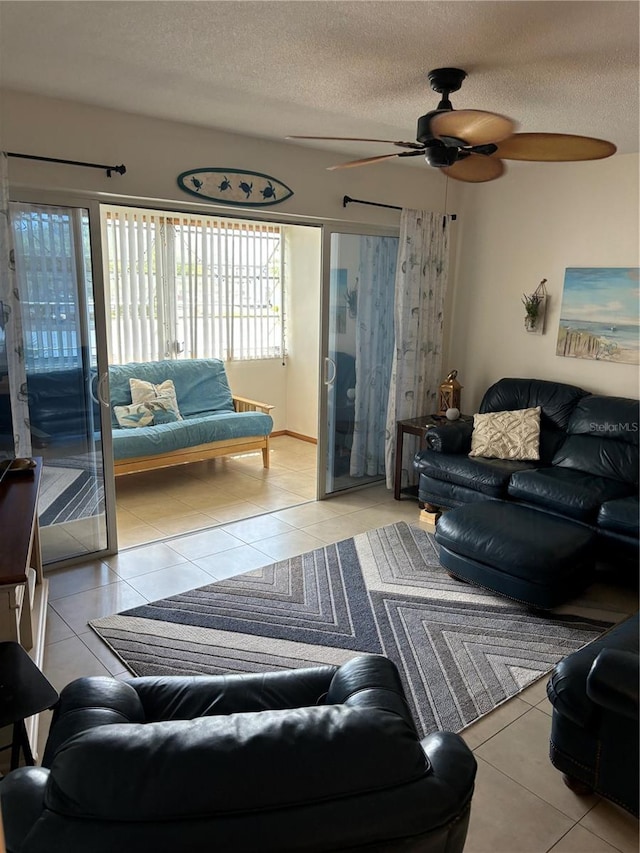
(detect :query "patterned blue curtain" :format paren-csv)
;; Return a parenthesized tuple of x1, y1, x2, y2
(349, 236, 397, 477)
(385, 210, 450, 490)
(0, 152, 31, 457)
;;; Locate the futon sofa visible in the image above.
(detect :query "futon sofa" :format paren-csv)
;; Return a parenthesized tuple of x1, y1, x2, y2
(108, 359, 274, 475)
(9, 359, 274, 475)
(0, 655, 477, 853)
(414, 378, 639, 562)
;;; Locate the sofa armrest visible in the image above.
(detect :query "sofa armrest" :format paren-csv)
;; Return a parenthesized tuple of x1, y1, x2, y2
(419, 732, 476, 827)
(233, 395, 275, 415)
(587, 649, 639, 720)
(424, 421, 473, 454)
(326, 654, 416, 729)
(0, 766, 49, 852)
(42, 677, 145, 767)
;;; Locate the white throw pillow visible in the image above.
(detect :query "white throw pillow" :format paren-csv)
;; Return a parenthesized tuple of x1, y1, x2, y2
(469, 407, 541, 460)
(114, 397, 181, 429)
(129, 378, 182, 420)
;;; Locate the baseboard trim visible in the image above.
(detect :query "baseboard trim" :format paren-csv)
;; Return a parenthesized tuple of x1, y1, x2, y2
(272, 430, 317, 445)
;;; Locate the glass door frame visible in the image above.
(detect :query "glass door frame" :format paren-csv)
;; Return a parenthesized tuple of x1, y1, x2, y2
(317, 221, 399, 501)
(9, 187, 118, 564)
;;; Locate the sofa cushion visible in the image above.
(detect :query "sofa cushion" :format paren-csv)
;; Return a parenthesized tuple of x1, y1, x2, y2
(552, 395, 639, 484)
(45, 707, 427, 820)
(111, 411, 273, 460)
(479, 378, 588, 431)
(109, 359, 235, 427)
(469, 407, 541, 460)
(416, 450, 538, 499)
(508, 468, 633, 522)
(597, 496, 640, 537)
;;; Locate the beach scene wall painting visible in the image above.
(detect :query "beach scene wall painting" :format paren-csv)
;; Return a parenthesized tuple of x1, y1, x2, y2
(556, 268, 639, 365)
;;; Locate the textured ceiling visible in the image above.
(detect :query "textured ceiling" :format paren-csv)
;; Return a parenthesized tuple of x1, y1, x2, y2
(0, 1, 638, 166)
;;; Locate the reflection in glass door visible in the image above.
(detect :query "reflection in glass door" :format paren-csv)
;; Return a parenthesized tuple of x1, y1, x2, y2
(10, 202, 110, 564)
(324, 232, 398, 495)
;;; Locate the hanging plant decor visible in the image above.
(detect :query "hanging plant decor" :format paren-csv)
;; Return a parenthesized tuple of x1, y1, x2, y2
(522, 279, 548, 335)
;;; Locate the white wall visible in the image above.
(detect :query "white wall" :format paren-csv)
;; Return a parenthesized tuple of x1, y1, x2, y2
(0, 89, 462, 434)
(0, 90, 460, 223)
(449, 154, 640, 412)
(3, 89, 635, 426)
(285, 225, 322, 438)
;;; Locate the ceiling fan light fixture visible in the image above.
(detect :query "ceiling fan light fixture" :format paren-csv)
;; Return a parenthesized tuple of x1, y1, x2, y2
(424, 144, 458, 168)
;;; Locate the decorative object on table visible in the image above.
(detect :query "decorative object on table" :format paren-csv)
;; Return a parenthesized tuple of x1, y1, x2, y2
(445, 407, 460, 421)
(522, 278, 548, 334)
(177, 168, 294, 207)
(437, 369, 462, 416)
(556, 267, 639, 364)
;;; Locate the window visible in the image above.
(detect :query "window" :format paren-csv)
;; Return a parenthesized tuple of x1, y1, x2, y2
(10, 202, 95, 373)
(103, 206, 284, 364)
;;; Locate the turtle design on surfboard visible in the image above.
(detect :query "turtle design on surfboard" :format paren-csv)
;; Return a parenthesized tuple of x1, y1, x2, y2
(178, 169, 294, 207)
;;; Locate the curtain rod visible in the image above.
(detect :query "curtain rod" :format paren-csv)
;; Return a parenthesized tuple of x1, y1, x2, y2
(6, 152, 126, 178)
(343, 195, 456, 221)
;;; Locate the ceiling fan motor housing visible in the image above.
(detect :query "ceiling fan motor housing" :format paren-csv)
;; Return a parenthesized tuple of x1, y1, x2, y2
(423, 143, 459, 168)
(417, 110, 460, 145)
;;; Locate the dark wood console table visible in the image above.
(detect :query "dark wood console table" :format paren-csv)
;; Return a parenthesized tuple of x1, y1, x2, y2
(394, 414, 473, 500)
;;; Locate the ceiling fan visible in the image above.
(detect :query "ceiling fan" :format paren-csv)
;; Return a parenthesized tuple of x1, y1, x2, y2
(287, 68, 617, 183)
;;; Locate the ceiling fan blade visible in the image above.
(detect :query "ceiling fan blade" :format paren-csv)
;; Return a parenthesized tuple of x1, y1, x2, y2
(494, 133, 617, 161)
(286, 136, 424, 150)
(327, 153, 405, 170)
(431, 110, 517, 146)
(442, 154, 505, 183)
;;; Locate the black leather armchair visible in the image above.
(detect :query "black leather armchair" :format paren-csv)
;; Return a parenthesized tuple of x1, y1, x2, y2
(546, 613, 639, 816)
(0, 655, 477, 853)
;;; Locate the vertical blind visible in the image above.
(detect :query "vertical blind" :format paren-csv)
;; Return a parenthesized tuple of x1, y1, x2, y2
(10, 202, 93, 373)
(103, 206, 284, 364)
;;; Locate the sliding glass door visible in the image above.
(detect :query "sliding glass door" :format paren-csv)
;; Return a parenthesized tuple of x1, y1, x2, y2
(320, 228, 398, 497)
(10, 201, 114, 564)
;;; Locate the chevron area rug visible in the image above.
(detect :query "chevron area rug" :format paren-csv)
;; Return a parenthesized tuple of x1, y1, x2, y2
(39, 457, 105, 526)
(91, 522, 613, 736)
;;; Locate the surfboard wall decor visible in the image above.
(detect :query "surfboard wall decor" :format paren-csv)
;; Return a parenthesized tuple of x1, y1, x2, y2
(177, 168, 294, 207)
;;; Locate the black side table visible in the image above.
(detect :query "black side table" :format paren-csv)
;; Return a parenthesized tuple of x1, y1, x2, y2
(394, 413, 473, 501)
(0, 642, 58, 770)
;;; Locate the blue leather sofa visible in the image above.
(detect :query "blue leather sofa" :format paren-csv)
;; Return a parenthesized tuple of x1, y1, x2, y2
(414, 378, 639, 563)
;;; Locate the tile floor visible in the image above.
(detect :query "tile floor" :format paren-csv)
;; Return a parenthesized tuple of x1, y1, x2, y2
(34, 438, 640, 852)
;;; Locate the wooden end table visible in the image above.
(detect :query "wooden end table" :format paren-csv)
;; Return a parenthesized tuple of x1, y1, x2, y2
(394, 414, 473, 501)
